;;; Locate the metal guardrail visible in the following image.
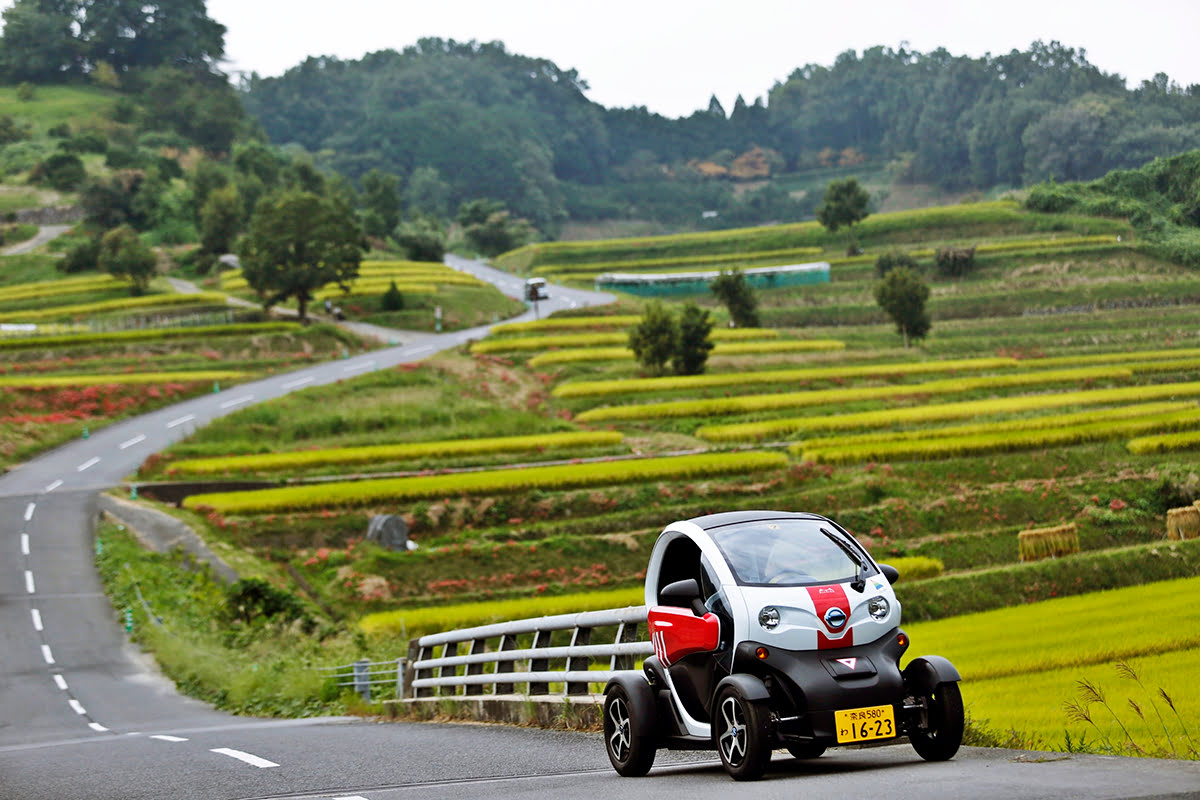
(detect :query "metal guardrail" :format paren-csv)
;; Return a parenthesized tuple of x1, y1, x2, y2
(405, 605, 652, 699)
(318, 659, 407, 701)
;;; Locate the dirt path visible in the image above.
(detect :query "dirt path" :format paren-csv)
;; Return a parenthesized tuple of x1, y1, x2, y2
(1, 224, 71, 256)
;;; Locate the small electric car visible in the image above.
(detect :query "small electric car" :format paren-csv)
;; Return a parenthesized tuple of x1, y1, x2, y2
(603, 510, 963, 781)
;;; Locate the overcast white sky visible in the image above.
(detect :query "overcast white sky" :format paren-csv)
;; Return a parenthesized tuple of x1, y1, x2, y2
(7, 0, 1200, 117)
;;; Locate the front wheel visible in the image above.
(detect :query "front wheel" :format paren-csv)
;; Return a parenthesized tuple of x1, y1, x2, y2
(714, 686, 772, 781)
(909, 681, 964, 762)
(603, 684, 656, 777)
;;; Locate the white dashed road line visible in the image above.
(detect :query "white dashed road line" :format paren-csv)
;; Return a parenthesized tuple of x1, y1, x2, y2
(30, 608, 42, 631)
(210, 748, 280, 768)
(53, 674, 67, 691)
(24, 502, 35, 521)
(219, 395, 253, 410)
(119, 434, 147, 450)
(45, 479, 63, 492)
(88, 723, 108, 733)
(41, 645, 54, 665)
(21, 533, 29, 556)
(150, 735, 188, 743)
(410, 345, 433, 354)
(68, 699, 86, 716)
(25, 570, 35, 594)
(77, 457, 100, 472)
(343, 360, 376, 374)
(166, 414, 195, 429)
(282, 377, 313, 389)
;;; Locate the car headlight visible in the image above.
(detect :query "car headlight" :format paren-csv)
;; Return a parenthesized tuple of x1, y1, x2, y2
(867, 596, 890, 620)
(758, 606, 780, 630)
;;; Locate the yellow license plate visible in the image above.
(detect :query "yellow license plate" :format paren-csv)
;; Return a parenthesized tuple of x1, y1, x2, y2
(834, 704, 896, 744)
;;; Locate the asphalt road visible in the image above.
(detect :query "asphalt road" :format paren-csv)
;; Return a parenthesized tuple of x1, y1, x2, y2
(2, 260, 1199, 799)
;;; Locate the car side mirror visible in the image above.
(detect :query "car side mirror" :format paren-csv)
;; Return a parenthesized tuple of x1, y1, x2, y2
(879, 563, 900, 585)
(660, 578, 705, 615)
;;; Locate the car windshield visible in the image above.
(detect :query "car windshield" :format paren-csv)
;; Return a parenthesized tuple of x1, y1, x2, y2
(708, 519, 864, 586)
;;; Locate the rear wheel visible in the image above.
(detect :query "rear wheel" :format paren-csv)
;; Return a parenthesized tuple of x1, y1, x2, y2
(786, 742, 826, 760)
(909, 682, 964, 762)
(714, 686, 772, 781)
(603, 684, 656, 777)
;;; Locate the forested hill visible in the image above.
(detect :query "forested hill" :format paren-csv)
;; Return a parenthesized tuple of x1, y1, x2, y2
(243, 39, 1200, 234)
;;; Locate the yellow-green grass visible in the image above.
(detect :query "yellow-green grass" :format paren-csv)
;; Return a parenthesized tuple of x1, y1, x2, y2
(492, 315, 644, 335)
(168, 431, 626, 475)
(528, 339, 846, 366)
(0, 370, 246, 388)
(0, 323, 86, 338)
(0, 274, 129, 301)
(314, 282, 438, 300)
(0, 292, 229, 322)
(0, 322, 302, 351)
(471, 327, 778, 353)
(360, 586, 646, 638)
(1024, 348, 1200, 370)
(182, 451, 788, 514)
(553, 356, 1020, 399)
(220, 262, 470, 291)
(905, 576, 1200, 682)
(796, 408, 1200, 464)
(793, 401, 1198, 453)
(1128, 429, 1200, 455)
(697, 381, 1200, 442)
(576, 366, 1132, 423)
(529, 246, 827, 276)
(880, 556, 943, 581)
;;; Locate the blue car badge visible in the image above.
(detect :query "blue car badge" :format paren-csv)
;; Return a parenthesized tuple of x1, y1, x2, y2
(824, 607, 847, 629)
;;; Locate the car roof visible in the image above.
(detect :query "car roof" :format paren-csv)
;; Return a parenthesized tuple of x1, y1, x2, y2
(684, 510, 833, 531)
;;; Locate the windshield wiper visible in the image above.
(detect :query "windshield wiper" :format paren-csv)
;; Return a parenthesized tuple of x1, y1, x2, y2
(820, 527, 870, 593)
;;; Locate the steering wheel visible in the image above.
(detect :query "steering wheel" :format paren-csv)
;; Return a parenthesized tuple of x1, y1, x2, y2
(767, 569, 813, 585)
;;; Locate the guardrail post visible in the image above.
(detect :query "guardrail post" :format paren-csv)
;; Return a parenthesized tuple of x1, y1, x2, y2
(465, 638, 487, 696)
(396, 657, 408, 697)
(566, 626, 592, 696)
(611, 620, 639, 671)
(437, 641, 459, 697)
(353, 659, 370, 701)
(529, 629, 551, 696)
(495, 633, 517, 694)
(412, 641, 433, 698)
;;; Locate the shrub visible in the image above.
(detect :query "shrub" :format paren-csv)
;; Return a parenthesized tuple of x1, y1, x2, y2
(98, 225, 157, 295)
(874, 266, 930, 346)
(15, 82, 34, 101)
(29, 152, 86, 191)
(380, 280, 404, 311)
(934, 246, 977, 277)
(223, 578, 308, 625)
(710, 268, 760, 327)
(1018, 524, 1080, 562)
(673, 302, 714, 376)
(628, 301, 677, 375)
(875, 249, 919, 278)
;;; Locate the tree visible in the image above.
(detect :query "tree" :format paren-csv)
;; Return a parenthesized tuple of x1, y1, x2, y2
(199, 184, 241, 255)
(673, 302, 714, 375)
(380, 280, 404, 311)
(28, 151, 85, 191)
(874, 266, 931, 347)
(394, 215, 446, 262)
(360, 169, 400, 238)
(404, 165, 450, 218)
(239, 190, 366, 322)
(817, 178, 871, 254)
(98, 225, 157, 295)
(875, 250, 919, 278)
(709, 269, 760, 327)
(628, 301, 677, 375)
(458, 199, 532, 258)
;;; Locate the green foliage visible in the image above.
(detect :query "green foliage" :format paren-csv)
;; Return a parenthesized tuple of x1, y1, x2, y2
(875, 249, 919, 278)
(28, 151, 85, 190)
(458, 199, 532, 257)
(380, 280, 404, 311)
(223, 578, 308, 626)
(393, 215, 446, 262)
(874, 266, 930, 346)
(817, 177, 871, 251)
(199, 184, 241, 255)
(97, 225, 156, 295)
(627, 301, 676, 375)
(360, 169, 400, 238)
(709, 268, 760, 327)
(58, 236, 100, 274)
(673, 302, 714, 376)
(239, 190, 366, 320)
(15, 81, 34, 101)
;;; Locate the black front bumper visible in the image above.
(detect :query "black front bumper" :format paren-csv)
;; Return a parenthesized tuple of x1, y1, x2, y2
(735, 627, 910, 744)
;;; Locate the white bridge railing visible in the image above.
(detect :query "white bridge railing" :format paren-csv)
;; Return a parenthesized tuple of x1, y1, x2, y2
(405, 606, 652, 699)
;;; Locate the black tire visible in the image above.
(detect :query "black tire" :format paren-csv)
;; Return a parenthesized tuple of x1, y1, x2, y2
(714, 685, 773, 781)
(786, 742, 826, 760)
(603, 683, 656, 777)
(909, 681, 964, 762)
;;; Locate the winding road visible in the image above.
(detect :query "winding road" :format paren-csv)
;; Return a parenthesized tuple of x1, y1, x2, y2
(1, 258, 1198, 799)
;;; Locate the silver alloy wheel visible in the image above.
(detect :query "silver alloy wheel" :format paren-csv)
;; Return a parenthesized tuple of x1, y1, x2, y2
(608, 695, 631, 761)
(718, 695, 747, 766)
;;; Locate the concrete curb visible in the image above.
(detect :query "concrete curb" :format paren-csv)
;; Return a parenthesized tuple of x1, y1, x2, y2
(392, 694, 603, 728)
(98, 493, 239, 584)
